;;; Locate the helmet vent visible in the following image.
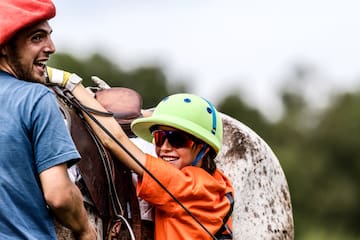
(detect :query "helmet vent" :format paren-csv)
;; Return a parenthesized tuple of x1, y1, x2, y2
(184, 98, 191, 103)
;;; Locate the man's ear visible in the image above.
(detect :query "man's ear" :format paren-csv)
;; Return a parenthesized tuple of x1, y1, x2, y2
(0, 46, 7, 56)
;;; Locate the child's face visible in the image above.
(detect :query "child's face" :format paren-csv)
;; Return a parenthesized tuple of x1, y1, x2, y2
(153, 126, 205, 169)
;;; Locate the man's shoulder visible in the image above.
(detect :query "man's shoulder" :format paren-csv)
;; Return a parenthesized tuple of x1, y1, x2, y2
(0, 72, 50, 94)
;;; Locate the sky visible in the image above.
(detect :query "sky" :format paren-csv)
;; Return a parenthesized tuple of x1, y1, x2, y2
(51, 0, 360, 121)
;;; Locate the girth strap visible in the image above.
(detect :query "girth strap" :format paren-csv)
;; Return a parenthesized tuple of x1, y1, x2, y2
(215, 192, 234, 239)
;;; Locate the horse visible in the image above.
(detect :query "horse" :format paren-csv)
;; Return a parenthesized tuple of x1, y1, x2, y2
(53, 87, 294, 240)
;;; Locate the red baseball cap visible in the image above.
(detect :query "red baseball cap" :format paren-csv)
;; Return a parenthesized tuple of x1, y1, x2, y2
(0, 0, 56, 46)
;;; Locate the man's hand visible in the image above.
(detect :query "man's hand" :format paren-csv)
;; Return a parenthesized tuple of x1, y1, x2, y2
(46, 66, 82, 91)
(73, 220, 97, 240)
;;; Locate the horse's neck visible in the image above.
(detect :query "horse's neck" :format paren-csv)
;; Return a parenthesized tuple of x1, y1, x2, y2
(57, 98, 72, 130)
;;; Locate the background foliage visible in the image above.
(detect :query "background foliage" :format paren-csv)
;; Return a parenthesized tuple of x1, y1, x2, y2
(49, 52, 360, 240)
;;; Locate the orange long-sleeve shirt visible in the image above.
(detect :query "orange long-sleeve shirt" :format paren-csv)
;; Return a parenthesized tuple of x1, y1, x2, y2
(137, 154, 234, 240)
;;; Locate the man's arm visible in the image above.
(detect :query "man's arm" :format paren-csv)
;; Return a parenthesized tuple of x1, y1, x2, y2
(39, 163, 96, 240)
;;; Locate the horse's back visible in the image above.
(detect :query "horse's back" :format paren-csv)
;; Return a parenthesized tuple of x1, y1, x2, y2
(216, 113, 294, 240)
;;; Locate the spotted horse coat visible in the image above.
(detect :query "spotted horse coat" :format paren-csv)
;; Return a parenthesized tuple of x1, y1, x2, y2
(216, 113, 294, 240)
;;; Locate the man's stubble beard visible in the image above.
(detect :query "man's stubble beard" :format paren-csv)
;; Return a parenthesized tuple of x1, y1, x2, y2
(8, 42, 40, 83)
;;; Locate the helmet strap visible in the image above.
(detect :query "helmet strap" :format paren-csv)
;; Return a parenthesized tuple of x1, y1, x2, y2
(191, 144, 208, 166)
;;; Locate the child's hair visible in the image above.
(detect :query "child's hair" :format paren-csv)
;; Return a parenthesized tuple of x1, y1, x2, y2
(200, 148, 217, 174)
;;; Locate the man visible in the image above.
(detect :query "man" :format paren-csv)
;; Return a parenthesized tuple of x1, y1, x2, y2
(0, 0, 96, 239)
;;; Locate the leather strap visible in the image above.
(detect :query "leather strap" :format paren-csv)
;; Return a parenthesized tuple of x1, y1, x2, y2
(215, 192, 234, 239)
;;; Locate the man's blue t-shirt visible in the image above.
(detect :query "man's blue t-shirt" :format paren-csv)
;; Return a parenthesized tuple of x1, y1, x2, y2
(0, 71, 80, 239)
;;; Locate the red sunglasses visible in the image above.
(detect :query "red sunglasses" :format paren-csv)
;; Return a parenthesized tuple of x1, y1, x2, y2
(152, 130, 196, 148)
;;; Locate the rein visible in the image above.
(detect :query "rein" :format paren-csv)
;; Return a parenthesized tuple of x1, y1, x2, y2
(54, 86, 135, 240)
(58, 88, 219, 240)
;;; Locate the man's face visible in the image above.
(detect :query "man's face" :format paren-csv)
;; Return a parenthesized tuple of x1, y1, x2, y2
(3, 21, 55, 83)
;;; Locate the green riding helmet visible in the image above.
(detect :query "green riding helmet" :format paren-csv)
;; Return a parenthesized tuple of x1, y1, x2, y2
(131, 93, 223, 154)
